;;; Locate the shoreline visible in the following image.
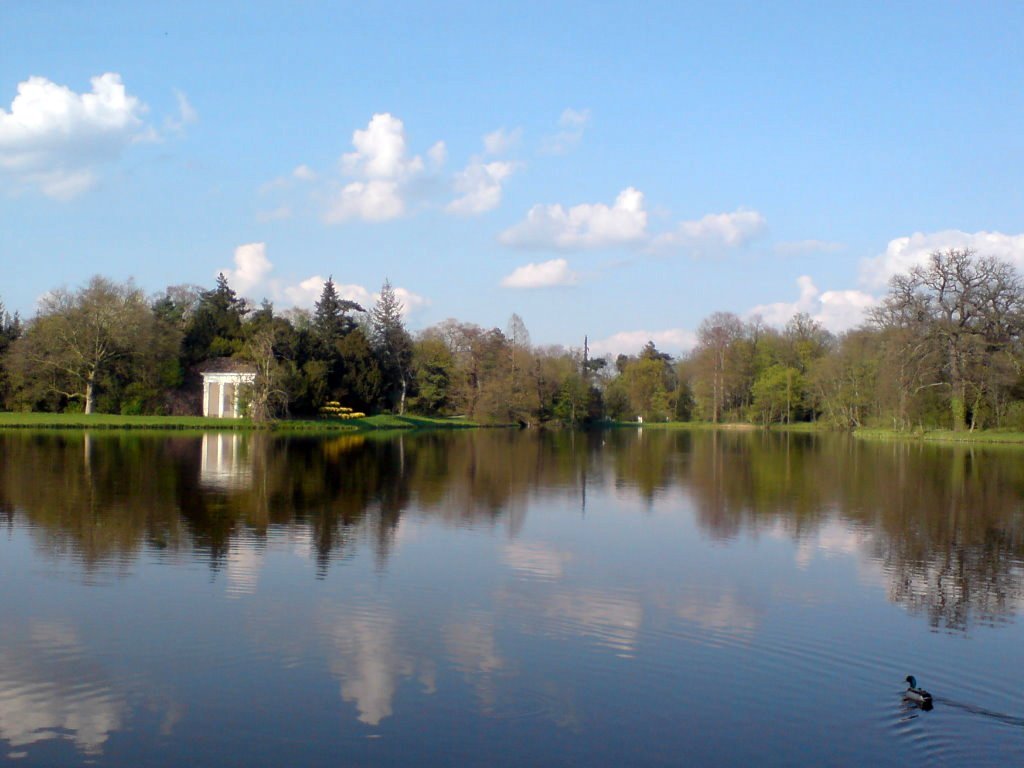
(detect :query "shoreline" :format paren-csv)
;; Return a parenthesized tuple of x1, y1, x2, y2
(0, 412, 478, 432)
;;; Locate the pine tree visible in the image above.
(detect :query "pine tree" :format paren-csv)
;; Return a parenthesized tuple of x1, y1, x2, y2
(371, 279, 413, 413)
(183, 273, 249, 363)
(314, 276, 364, 347)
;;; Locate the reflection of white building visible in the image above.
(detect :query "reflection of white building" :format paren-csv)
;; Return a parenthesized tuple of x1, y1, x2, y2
(200, 433, 253, 490)
(198, 358, 257, 418)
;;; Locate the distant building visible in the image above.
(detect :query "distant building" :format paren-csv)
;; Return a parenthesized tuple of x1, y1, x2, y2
(198, 358, 257, 418)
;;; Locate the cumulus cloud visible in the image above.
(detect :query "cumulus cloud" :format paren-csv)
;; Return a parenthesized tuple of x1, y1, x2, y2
(653, 208, 766, 251)
(500, 258, 579, 288)
(0, 73, 148, 199)
(483, 127, 521, 155)
(342, 113, 424, 180)
(861, 229, 1024, 288)
(292, 164, 316, 181)
(589, 328, 697, 357)
(326, 179, 404, 222)
(326, 113, 434, 222)
(447, 159, 515, 215)
(500, 187, 648, 250)
(748, 275, 876, 332)
(218, 242, 273, 294)
(541, 108, 590, 154)
(282, 275, 327, 307)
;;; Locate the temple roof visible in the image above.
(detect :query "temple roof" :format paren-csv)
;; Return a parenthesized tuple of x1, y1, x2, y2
(197, 357, 258, 374)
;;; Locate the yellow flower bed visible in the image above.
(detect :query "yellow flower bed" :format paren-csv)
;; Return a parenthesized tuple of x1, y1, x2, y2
(318, 401, 366, 420)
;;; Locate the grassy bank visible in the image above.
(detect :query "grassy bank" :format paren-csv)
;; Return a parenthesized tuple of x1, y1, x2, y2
(853, 427, 1024, 445)
(0, 412, 478, 432)
(599, 420, 829, 432)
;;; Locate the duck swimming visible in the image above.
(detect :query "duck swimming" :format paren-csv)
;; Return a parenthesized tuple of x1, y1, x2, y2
(904, 675, 933, 708)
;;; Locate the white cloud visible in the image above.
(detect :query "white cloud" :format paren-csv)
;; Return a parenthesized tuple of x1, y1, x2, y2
(325, 113, 435, 222)
(862, 229, 1024, 288)
(483, 127, 521, 155)
(500, 258, 579, 288)
(0, 73, 148, 199)
(748, 275, 876, 332)
(541, 108, 590, 154)
(391, 286, 430, 316)
(500, 187, 648, 250)
(427, 140, 447, 169)
(219, 242, 273, 294)
(447, 159, 515, 215)
(341, 112, 423, 180)
(589, 328, 697, 357)
(326, 179, 405, 222)
(283, 275, 326, 307)
(653, 208, 766, 251)
(774, 239, 843, 255)
(292, 164, 316, 181)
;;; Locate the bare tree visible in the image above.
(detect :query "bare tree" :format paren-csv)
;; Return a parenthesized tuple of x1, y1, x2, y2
(871, 249, 1024, 430)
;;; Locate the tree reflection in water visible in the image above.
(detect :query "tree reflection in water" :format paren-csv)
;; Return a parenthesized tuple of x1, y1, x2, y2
(0, 429, 1022, 632)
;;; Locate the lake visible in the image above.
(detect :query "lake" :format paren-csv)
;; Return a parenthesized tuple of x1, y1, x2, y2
(1, 428, 1022, 766)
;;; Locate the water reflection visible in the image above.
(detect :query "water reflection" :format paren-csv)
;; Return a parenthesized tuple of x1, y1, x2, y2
(0, 622, 125, 756)
(1, 430, 1023, 632)
(199, 433, 253, 491)
(1, 429, 1024, 764)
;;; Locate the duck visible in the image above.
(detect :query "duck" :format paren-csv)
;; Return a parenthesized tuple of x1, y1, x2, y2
(904, 675, 933, 707)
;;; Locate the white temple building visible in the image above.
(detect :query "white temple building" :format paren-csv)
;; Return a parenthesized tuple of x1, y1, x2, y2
(198, 358, 257, 418)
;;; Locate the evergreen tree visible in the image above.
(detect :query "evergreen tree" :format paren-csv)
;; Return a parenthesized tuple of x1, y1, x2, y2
(371, 280, 413, 413)
(183, 273, 249, 364)
(314, 277, 364, 347)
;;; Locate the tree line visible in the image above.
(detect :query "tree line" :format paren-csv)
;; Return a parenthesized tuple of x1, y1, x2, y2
(2, 247, 1024, 430)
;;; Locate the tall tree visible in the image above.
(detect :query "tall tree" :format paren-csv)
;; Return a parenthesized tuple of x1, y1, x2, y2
(871, 249, 1024, 430)
(692, 312, 745, 422)
(314, 276, 364, 347)
(371, 280, 413, 413)
(183, 273, 249, 364)
(10, 277, 160, 414)
(0, 299, 23, 407)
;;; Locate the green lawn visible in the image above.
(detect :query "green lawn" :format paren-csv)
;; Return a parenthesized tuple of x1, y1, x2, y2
(0, 412, 478, 432)
(853, 427, 1024, 445)
(599, 420, 821, 432)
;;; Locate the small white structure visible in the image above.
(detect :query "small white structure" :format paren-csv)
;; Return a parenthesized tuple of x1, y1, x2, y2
(198, 358, 257, 418)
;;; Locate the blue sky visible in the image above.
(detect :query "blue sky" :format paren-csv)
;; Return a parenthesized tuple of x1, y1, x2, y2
(3, 1, 1024, 355)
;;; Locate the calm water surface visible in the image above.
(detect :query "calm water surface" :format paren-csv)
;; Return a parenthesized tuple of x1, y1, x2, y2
(1, 429, 1023, 766)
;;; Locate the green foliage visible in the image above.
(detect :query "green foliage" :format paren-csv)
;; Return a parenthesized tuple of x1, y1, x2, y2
(183, 273, 248, 366)
(6, 248, 1024, 431)
(314, 276, 364, 348)
(409, 337, 454, 415)
(371, 279, 413, 413)
(750, 364, 805, 425)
